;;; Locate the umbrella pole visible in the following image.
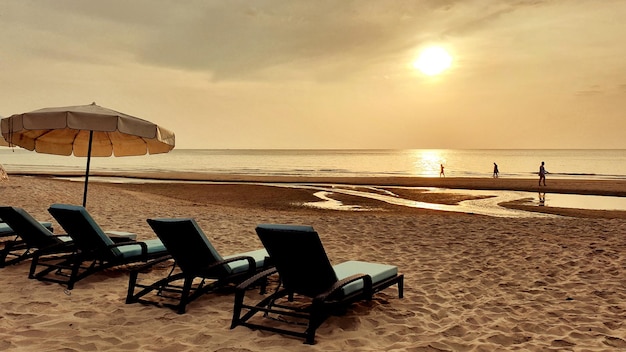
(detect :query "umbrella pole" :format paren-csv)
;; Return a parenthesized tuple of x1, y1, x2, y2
(83, 130, 94, 207)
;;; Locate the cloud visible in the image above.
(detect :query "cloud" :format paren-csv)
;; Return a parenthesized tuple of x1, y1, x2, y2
(2, 0, 565, 82)
(0, 1, 501, 80)
(110, 0, 561, 81)
(131, 1, 437, 80)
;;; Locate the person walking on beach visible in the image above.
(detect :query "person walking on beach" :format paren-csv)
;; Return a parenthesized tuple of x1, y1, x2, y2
(538, 161, 547, 186)
(493, 163, 499, 178)
(440, 164, 445, 177)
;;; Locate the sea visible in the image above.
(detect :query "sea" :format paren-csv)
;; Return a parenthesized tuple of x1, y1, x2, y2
(1, 148, 625, 180)
(2, 148, 625, 216)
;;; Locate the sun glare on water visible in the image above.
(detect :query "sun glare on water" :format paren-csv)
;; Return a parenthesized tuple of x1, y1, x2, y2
(413, 46, 452, 76)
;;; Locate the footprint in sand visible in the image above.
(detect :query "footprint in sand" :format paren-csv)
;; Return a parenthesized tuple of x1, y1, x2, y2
(551, 339, 576, 348)
(604, 336, 626, 348)
(73, 310, 98, 319)
(442, 324, 467, 338)
(487, 334, 532, 347)
(0, 341, 13, 350)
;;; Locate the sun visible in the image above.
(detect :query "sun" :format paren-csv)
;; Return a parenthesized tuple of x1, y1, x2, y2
(413, 46, 452, 76)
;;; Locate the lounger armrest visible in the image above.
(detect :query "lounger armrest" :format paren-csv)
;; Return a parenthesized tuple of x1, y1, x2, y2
(107, 241, 149, 255)
(313, 273, 373, 303)
(206, 255, 257, 276)
(236, 267, 278, 291)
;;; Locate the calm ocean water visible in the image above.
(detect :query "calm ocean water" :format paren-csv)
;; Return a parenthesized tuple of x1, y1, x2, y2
(1, 149, 625, 180)
(3, 148, 626, 215)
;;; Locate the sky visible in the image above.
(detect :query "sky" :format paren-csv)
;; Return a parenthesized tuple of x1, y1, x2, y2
(1, 0, 625, 149)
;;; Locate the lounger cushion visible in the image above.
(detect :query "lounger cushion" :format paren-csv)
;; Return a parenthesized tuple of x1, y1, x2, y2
(223, 249, 268, 274)
(188, 219, 224, 262)
(0, 222, 14, 236)
(256, 223, 315, 233)
(50, 204, 166, 259)
(117, 239, 167, 258)
(333, 260, 398, 296)
(0, 221, 53, 236)
(0, 207, 66, 251)
(153, 218, 225, 263)
(50, 204, 121, 255)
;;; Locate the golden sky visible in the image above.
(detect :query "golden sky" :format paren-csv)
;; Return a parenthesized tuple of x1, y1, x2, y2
(2, 0, 625, 149)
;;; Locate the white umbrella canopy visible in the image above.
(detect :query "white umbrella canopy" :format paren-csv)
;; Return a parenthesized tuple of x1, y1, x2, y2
(1, 103, 174, 156)
(1, 102, 175, 206)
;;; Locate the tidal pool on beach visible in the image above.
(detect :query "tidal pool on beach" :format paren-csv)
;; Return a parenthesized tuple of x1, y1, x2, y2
(526, 192, 626, 211)
(298, 186, 626, 217)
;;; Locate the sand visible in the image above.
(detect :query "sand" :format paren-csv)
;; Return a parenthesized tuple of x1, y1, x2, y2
(1, 175, 625, 351)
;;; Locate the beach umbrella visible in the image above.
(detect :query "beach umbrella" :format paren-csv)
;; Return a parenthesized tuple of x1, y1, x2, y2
(1, 102, 175, 206)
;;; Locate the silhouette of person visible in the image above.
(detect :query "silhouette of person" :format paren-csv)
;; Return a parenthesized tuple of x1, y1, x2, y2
(493, 163, 499, 178)
(538, 161, 547, 186)
(440, 164, 445, 177)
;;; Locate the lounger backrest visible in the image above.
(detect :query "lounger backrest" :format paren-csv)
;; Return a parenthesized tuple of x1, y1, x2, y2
(0, 206, 60, 248)
(147, 218, 229, 275)
(48, 204, 119, 257)
(255, 224, 338, 297)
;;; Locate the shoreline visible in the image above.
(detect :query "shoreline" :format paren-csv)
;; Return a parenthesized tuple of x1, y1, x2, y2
(7, 173, 626, 219)
(9, 170, 626, 197)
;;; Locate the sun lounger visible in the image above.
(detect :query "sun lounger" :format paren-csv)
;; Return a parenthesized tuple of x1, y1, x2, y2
(0, 206, 71, 267)
(0, 219, 53, 238)
(126, 218, 269, 314)
(231, 224, 404, 344)
(29, 204, 169, 290)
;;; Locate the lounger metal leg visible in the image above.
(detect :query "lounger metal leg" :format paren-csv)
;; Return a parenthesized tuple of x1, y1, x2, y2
(126, 271, 139, 303)
(177, 277, 194, 314)
(306, 305, 324, 345)
(28, 254, 38, 278)
(231, 289, 245, 329)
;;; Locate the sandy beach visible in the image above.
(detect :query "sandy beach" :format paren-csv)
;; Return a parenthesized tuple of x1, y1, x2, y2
(1, 175, 626, 351)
